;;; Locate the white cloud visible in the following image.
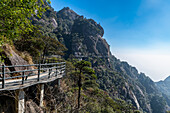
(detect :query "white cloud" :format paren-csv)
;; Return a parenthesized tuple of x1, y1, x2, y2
(111, 43, 170, 82)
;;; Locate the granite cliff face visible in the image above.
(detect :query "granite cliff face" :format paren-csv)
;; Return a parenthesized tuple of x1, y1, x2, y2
(32, 7, 110, 57)
(31, 6, 167, 113)
(0, 44, 33, 77)
(96, 55, 166, 113)
(57, 7, 110, 57)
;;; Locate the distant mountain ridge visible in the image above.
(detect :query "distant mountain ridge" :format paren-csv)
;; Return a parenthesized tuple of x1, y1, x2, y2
(31, 5, 167, 113)
(156, 76, 170, 107)
(156, 76, 170, 95)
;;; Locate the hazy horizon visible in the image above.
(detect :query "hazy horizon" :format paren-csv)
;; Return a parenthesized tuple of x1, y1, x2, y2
(51, 0, 170, 81)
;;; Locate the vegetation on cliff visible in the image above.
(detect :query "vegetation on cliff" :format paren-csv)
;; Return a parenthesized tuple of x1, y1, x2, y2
(0, 1, 168, 113)
(49, 60, 140, 113)
(156, 76, 170, 108)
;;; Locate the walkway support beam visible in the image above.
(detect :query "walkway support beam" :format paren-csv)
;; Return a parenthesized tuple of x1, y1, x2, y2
(40, 84, 44, 107)
(58, 79, 61, 87)
(37, 84, 45, 107)
(15, 89, 25, 113)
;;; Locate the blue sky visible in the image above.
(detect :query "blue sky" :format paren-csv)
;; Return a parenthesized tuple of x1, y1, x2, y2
(51, 0, 170, 81)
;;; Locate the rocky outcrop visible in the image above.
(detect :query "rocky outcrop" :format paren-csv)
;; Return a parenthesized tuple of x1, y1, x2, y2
(123, 82, 140, 110)
(71, 15, 108, 56)
(25, 100, 44, 113)
(1, 44, 33, 77)
(33, 7, 110, 57)
(3, 44, 28, 70)
(51, 18, 58, 28)
(57, 7, 79, 21)
(129, 90, 140, 110)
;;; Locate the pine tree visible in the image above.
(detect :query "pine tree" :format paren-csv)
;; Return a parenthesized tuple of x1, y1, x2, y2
(74, 60, 96, 108)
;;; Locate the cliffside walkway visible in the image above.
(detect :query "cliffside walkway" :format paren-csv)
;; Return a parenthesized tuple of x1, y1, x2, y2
(74, 55, 110, 58)
(0, 62, 66, 91)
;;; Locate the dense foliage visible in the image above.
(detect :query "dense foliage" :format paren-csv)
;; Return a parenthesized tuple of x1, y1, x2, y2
(14, 28, 67, 61)
(52, 60, 140, 113)
(0, 0, 67, 62)
(0, 0, 49, 40)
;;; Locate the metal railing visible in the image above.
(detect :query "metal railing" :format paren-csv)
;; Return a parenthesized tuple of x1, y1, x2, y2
(0, 62, 66, 89)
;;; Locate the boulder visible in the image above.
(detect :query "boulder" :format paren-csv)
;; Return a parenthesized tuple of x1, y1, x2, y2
(25, 100, 44, 113)
(1, 44, 34, 77)
(0, 63, 11, 78)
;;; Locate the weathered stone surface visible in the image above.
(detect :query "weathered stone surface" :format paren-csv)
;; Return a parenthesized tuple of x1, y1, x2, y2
(0, 63, 11, 78)
(51, 18, 58, 28)
(3, 44, 28, 69)
(2, 44, 34, 77)
(25, 100, 44, 113)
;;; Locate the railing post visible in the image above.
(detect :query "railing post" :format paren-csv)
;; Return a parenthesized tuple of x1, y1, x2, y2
(64, 63, 66, 76)
(38, 63, 41, 81)
(22, 72, 25, 85)
(60, 64, 62, 75)
(48, 68, 51, 78)
(56, 65, 58, 77)
(2, 65, 5, 88)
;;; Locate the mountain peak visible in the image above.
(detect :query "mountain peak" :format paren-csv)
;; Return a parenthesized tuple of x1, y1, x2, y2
(57, 7, 79, 20)
(63, 7, 70, 10)
(60, 7, 73, 12)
